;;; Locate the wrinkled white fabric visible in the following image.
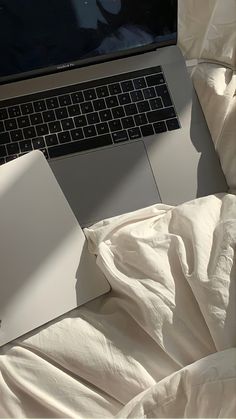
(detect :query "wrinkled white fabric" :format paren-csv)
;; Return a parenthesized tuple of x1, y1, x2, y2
(116, 348, 236, 418)
(193, 64, 236, 192)
(178, 1, 236, 194)
(1, 194, 235, 417)
(178, 0, 236, 68)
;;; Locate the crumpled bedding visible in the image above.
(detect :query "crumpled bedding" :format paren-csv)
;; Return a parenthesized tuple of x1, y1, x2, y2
(178, 0, 236, 69)
(178, 0, 236, 192)
(1, 194, 236, 417)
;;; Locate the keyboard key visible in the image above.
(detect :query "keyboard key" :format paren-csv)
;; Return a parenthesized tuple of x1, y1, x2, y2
(147, 107, 176, 123)
(58, 131, 71, 143)
(121, 116, 135, 129)
(133, 77, 146, 89)
(0, 121, 4, 132)
(137, 101, 150, 113)
(59, 95, 72, 106)
(124, 103, 137, 116)
(109, 120, 122, 132)
(55, 107, 68, 120)
(141, 124, 154, 137)
(112, 130, 128, 143)
(150, 98, 163, 110)
(33, 100, 46, 112)
(32, 137, 45, 149)
(10, 129, 23, 142)
(46, 97, 59, 109)
(30, 113, 43, 125)
(49, 121, 62, 133)
(81, 101, 93, 114)
(128, 127, 141, 140)
(0, 132, 10, 144)
(155, 85, 172, 107)
(61, 118, 74, 131)
(153, 121, 167, 133)
(112, 106, 125, 119)
(71, 128, 84, 141)
(93, 98, 106, 111)
(68, 104, 81, 117)
(45, 134, 58, 146)
(118, 93, 131, 105)
(146, 73, 165, 87)
(99, 109, 112, 122)
(21, 103, 34, 115)
(134, 113, 148, 126)
(0, 157, 5, 165)
(108, 83, 121, 95)
(96, 122, 109, 135)
(23, 126, 36, 139)
(5, 118, 17, 131)
(20, 140, 32, 153)
(71, 91, 84, 104)
(130, 90, 144, 102)
(84, 89, 96, 101)
(105, 96, 119, 108)
(121, 80, 134, 92)
(7, 142, 20, 155)
(0, 145, 7, 157)
(17, 116, 30, 128)
(87, 112, 100, 125)
(8, 106, 21, 118)
(83, 125, 97, 138)
(96, 86, 109, 98)
(166, 118, 180, 131)
(48, 134, 112, 158)
(36, 124, 49, 136)
(0, 108, 8, 120)
(42, 110, 56, 122)
(143, 87, 156, 99)
(74, 115, 87, 127)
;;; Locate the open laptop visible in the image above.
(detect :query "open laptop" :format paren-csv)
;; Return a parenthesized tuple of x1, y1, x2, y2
(0, 150, 110, 347)
(0, 0, 227, 227)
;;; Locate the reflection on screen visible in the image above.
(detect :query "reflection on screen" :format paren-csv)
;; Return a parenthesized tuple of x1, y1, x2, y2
(0, 0, 177, 81)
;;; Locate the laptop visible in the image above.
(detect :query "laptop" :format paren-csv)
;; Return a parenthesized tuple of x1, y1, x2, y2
(0, 0, 227, 227)
(0, 150, 110, 347)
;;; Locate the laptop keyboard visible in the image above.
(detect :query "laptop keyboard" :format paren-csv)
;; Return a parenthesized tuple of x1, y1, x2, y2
(0, 66, 180, 165)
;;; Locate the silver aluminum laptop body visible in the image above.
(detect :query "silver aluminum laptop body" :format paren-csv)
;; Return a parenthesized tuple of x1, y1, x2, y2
(0, 1, 227, 229)
(0, 150, 110, 347)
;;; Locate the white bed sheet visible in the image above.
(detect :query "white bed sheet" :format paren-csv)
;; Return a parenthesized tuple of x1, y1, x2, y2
(1, 194, 236, 417)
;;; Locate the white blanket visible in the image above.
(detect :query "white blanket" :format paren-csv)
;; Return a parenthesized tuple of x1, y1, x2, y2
(1, 194, 236, 417)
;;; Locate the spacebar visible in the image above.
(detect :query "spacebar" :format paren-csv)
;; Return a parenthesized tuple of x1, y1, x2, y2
(48, 134, 113, 158)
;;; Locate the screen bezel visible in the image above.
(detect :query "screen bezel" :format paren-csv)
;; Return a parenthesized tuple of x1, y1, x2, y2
(0, 1, 178, 86)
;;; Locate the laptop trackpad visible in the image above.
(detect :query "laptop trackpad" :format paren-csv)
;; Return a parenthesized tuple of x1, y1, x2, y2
(50, 141, 161, 227)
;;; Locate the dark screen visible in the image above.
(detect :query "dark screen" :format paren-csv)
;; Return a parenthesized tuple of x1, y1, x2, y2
(0, 0, 177, 83)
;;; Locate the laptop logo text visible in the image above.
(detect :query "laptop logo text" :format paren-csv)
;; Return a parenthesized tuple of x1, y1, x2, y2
(57, 63, 75, 70)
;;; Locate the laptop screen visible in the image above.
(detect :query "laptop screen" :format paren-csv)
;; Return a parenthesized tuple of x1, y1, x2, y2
(0, 0, 177, 84)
